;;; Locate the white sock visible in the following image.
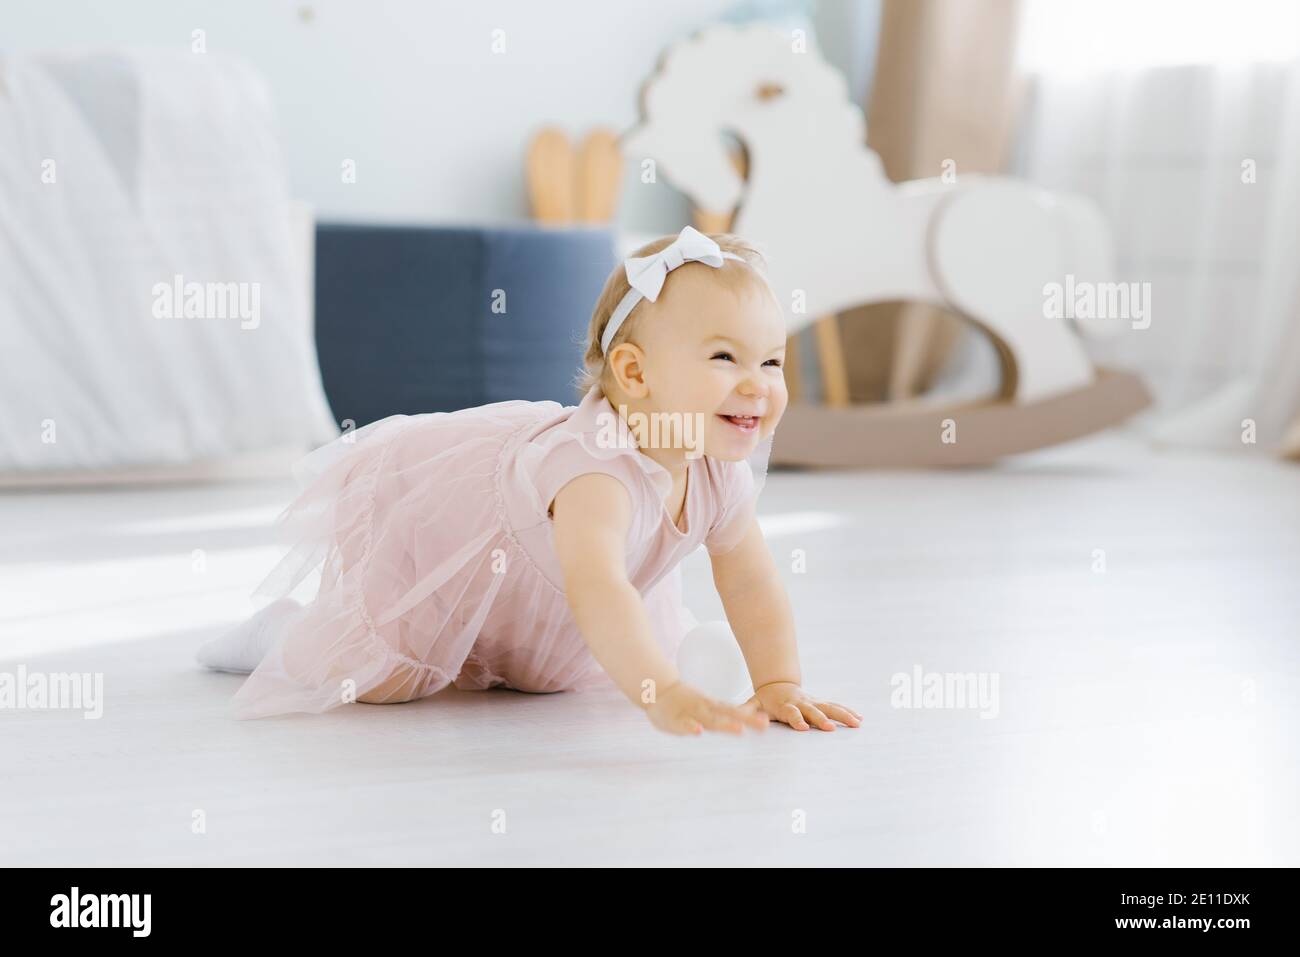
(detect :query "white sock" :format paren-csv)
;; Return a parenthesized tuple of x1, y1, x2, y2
(196, 598, 302, 674)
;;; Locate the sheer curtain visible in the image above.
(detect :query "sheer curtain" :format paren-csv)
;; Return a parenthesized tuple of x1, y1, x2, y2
(1012, 0, 1300, 457)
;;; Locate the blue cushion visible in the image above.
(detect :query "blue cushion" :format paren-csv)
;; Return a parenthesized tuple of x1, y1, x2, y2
(314, 223, 616, 427)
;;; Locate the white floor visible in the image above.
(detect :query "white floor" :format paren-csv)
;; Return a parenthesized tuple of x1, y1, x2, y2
(2, 434, 1297, 866)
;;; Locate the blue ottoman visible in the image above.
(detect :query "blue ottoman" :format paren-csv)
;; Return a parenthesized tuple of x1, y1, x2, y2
(314, 223, 617, 427)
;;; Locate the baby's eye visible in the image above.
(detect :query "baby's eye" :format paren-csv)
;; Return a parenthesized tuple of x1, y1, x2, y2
(764, 358, 783, 368)
(710, 351, 736, 362)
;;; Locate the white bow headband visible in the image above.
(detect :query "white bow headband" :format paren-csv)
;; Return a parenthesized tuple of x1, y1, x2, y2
(600, 225, 744, 355)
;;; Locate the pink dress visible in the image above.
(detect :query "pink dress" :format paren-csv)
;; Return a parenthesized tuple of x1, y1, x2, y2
(229, 384, 764, 719)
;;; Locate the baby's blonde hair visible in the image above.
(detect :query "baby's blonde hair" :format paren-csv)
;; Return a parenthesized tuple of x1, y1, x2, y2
(573, 232, 774, 398)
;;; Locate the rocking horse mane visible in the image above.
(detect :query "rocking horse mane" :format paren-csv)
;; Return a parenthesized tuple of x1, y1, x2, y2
(635, 22, 854, 125)
(625, 22, 870, 216)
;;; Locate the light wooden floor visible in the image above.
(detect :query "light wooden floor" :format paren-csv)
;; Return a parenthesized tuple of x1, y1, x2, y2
(2, 434, 1297, 866)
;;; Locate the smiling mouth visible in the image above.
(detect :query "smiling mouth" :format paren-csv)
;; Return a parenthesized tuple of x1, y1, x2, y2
(718, 413, 760, 435)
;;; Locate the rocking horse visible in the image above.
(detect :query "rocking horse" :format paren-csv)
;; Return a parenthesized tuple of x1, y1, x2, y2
(620, 23, 1151, 467)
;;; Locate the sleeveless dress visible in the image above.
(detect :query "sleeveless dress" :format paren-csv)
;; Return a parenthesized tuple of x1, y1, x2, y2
(228, 384, 768, 719)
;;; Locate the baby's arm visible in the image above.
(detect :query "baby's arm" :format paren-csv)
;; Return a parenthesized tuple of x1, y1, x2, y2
(551, 473, 766, 736)
(709, 516, 862, 732)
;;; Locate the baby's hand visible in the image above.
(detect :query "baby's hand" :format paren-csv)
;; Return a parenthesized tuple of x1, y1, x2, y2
(645, 681, 769, 736)
(746, 682, 862, 732)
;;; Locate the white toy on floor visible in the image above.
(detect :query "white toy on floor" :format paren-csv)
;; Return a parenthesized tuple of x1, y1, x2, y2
(675, 620, 752, 702)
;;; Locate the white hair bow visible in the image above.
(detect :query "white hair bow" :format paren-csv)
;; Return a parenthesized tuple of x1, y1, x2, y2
(600, 225, 743, 355)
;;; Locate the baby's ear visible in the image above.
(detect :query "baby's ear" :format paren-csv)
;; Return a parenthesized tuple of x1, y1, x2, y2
(606, 343, 649, 397)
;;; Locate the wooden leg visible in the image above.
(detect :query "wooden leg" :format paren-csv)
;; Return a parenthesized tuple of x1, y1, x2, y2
(693, 145, 747, 234)
(814, 314, 851, 408)
(692, 209, 733, 233)
(784, 332, 803, 401)
(888, 303, 961, 400)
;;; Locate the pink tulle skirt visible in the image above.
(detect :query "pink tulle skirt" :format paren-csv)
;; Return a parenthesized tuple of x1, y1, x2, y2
(229, 400, 694, 719)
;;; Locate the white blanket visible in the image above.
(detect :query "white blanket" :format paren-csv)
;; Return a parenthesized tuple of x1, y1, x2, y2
(0, 51, 338, 475)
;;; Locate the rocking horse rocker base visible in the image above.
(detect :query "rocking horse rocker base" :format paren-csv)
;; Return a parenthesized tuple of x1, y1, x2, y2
(771, 366, 1151, 468)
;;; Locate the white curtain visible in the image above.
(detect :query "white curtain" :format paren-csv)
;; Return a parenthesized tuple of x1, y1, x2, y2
(1013, 8, 1300, 457)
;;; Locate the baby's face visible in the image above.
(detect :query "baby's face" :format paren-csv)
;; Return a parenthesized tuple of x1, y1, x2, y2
(634, 265, 788, 462)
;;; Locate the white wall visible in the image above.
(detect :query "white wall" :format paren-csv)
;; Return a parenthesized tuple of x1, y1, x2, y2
(2, 0, 876, 231)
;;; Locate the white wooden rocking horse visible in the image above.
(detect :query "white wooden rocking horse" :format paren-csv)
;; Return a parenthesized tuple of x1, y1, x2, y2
(620, 23, 1151, 467)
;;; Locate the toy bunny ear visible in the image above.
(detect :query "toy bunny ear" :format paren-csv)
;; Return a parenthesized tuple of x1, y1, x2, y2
(525, 126, 576, 224)
(576, 128, 622, 224)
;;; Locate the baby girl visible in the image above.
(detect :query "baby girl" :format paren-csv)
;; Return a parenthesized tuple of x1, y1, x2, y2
(197, 226, 861, 736)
